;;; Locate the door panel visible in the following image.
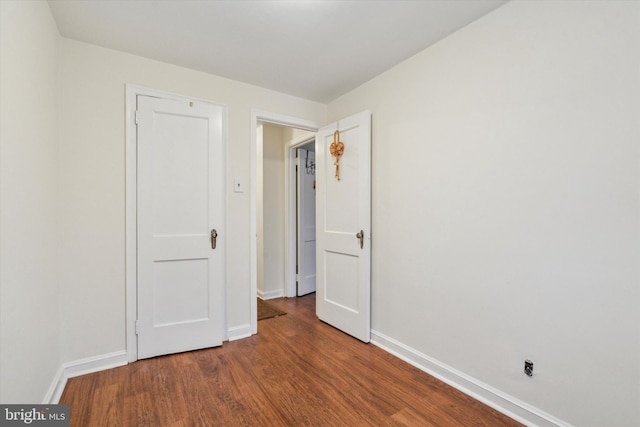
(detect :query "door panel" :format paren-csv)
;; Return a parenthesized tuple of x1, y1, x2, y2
(324, 251, 359, 311)
(153, 259, 209, 325)
(137, 95, 225, 359)
(324, 126, 360, 232)
(316, 111, 371, 342)
(152, 112, 209, 235)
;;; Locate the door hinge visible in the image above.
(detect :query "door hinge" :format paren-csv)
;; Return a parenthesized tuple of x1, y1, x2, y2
(135, 320, 140, 335)
(296, 274, 301, 283)
(135, 110, 139, 125)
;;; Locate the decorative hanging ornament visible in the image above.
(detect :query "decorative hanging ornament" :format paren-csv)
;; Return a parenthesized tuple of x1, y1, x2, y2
(329, 130, 345, 181)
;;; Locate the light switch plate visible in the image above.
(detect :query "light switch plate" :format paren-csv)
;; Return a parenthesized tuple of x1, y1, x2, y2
(234, 178, 244, 193)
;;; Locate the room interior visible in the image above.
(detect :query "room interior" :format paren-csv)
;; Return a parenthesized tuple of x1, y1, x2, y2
(1, 1, 639, 426)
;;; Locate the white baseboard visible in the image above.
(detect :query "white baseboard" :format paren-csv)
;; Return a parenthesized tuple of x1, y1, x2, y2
(227, 324, 251, 341)
(44, 350, 128, 404)
(45, 325, 254, 403)
(370, 330, 572, 427)
(257, 289, 284, 300)
(43, 365, 65, 405)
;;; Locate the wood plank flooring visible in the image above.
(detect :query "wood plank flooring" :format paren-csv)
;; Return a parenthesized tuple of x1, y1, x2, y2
(60, 294, 521, 426)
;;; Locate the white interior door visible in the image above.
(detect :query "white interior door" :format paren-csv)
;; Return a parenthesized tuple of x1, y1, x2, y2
(297, 147, 316, 296)
(316, 111, 371, 342)
(137, 95, 225, 359)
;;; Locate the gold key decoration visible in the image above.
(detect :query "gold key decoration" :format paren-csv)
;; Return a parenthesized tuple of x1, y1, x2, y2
(329, 130, 345, 181)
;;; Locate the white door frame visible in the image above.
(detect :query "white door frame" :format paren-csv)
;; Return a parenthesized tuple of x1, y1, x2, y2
(125, 84, 228, 362)
(250, 110, 323, 334)
(285, 136, 315, 298)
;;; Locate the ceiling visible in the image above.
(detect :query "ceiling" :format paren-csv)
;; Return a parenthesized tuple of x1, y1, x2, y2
(47, 0, 507, 103)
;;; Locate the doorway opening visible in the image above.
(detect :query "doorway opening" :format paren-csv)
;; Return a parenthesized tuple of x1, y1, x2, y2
(250, 111, 323, 335)
(257, 123, 315, 300)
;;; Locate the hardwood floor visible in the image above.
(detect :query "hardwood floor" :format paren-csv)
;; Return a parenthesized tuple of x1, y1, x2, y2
(60, 294, 521, 426)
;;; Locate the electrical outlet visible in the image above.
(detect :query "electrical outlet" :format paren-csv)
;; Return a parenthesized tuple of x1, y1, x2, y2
(524, 359, 534, 377)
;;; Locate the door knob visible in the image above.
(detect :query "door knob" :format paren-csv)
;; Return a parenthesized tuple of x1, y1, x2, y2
(210, 229, 218, 250)
(356, 230, 364, 249)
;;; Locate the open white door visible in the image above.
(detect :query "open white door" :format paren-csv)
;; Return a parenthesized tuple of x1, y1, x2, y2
(297, 147, 316, 296)
(137, 95, 225, 359)
(316, 111, 371, 342)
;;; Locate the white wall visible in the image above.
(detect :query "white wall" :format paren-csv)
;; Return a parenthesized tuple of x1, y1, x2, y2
(328, 1, 640, 426)
(260, 124, 286, 298)
(0, 1, 61, 403)
(57, 38, 327, 362)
